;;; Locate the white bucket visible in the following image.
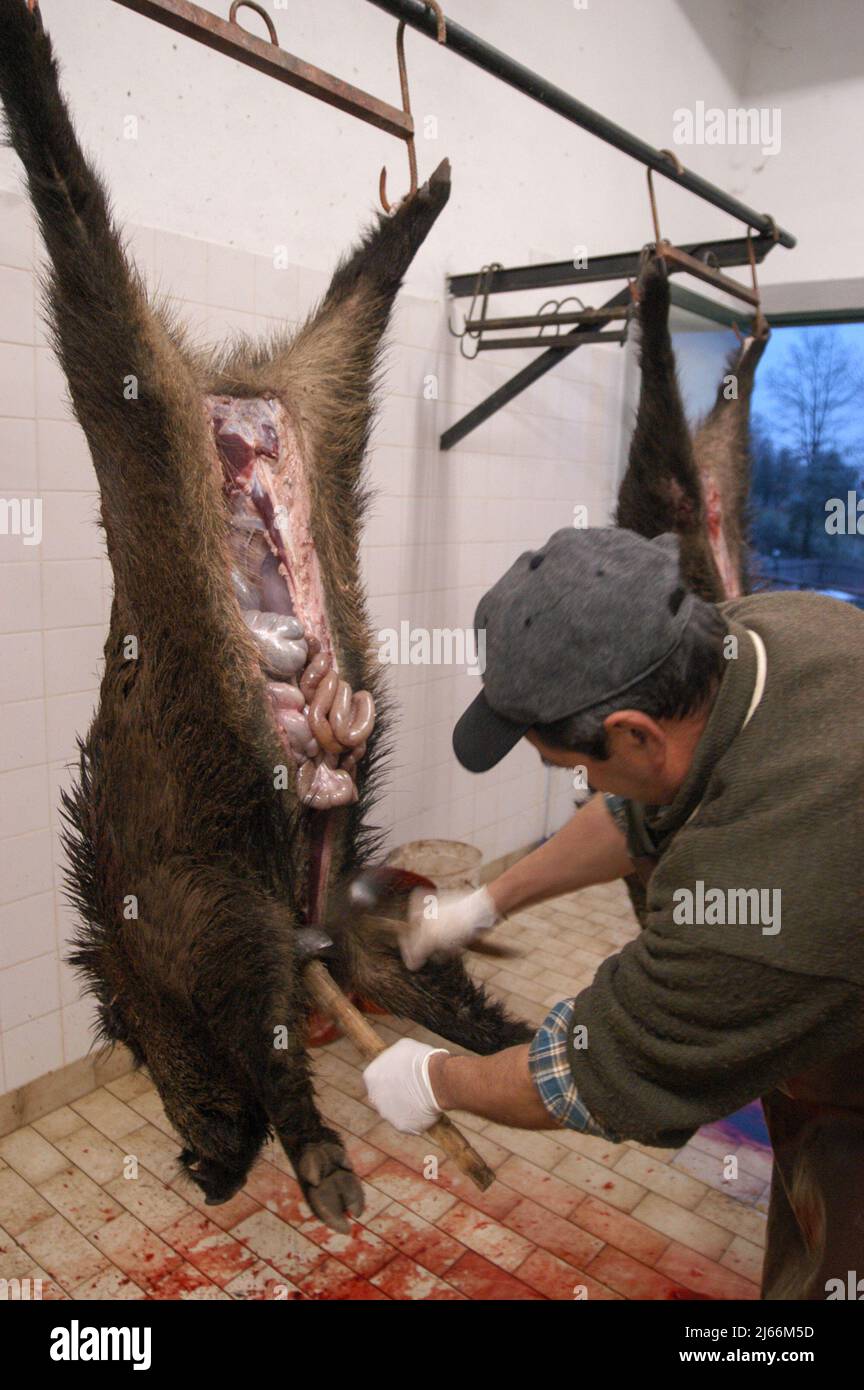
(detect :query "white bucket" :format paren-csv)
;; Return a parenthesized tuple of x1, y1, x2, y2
(385, 839, 483, 892)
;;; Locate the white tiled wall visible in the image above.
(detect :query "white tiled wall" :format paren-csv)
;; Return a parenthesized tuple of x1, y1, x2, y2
(0, 190, 626, 1092)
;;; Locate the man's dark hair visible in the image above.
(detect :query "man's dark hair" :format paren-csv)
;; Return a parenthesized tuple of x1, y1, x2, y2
(533, 592, 728, 760)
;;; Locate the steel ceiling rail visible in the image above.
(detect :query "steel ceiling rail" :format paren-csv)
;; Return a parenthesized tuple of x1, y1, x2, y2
(366, 0, 796, 249)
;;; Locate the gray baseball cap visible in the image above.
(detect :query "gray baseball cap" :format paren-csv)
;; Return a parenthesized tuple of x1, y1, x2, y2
(452, 527, 695, 773)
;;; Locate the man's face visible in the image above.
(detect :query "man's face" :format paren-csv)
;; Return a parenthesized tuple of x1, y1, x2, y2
(526, 709, 683, 805)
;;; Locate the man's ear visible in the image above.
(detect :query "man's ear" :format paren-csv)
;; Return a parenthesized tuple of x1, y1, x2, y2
(603, 710, 666, 761)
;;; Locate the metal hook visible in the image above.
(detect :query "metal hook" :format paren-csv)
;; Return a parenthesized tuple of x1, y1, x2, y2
(380, 3, 447, 214)
(535, 296, 587, 340)
(229, 0, 279, 47)
(658, 148, 685, 175)
(646, 150, 767, 323)
(645, 150, 684, 252)
(448, 262, 501, 357)
(380, 22, 418, 214)
(746, 229, 769, 337)
(426, 0, 448, 43)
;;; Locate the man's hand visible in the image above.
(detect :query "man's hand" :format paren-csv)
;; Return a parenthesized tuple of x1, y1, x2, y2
(363, 1039, 449, 1134)
(399, 885, 500, 971)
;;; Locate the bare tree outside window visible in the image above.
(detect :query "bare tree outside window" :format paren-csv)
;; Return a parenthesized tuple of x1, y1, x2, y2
(749, 324, 864, 606)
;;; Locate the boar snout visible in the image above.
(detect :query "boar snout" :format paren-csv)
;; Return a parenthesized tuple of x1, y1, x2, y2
(179, 1145, 251, 1206)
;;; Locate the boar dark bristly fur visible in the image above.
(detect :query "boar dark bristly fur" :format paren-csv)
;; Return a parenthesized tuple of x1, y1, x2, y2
(616, 248, 770, 602)
(615, 249, 769, 926)
(0, 0, 531, 1233)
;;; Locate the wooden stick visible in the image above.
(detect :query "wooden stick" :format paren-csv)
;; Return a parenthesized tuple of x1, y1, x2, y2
(306, 959, 495, 1191)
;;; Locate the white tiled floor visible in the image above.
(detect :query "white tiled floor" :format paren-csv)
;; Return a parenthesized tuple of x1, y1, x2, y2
(0, 881, 768, 1301)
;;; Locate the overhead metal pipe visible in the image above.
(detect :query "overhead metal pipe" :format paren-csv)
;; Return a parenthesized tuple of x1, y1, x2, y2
(366, 0, 796, 249)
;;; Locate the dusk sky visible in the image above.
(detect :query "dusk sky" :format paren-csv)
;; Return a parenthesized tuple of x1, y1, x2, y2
(751, 322, 864, 460)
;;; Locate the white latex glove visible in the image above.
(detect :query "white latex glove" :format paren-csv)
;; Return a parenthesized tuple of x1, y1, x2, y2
(399, 885, 500, 972)
(363, 1039, 449, 1134)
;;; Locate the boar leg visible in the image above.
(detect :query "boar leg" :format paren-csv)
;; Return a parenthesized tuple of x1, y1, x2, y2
(230, 155, 452, 529)
(238, 159, 453, 702)
(213, 1003, 365, 1233)
(615, 252, 715, 927)
(692, 322, 771, 598)
(339, 929, 534, 1054)
(267, 153, 452, 448)
(240, 1019, 365, 1234)
(0, 0, 244, 680)
(0, 1, 199, 513)
(214, 950, 367, 1234)
(615, 250, 724, 603)
(161, 868, 366, 1233)
(615, 250, 700, 538)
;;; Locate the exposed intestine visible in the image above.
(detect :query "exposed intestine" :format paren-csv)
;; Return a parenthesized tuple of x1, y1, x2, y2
(208, 394, 376, 813)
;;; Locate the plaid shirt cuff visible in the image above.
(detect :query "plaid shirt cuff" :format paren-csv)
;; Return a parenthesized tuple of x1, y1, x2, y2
(528, 998, 619, 1139)
(603, 791, 630, 837)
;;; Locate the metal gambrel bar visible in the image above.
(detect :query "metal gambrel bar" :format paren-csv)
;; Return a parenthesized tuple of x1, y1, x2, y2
(111, 0, 414, 140)
(669, 282, 760, 329)
(441, 238, 767, 450)
(464, 307, 630, 332)
(476, 330, 628, 351)
(365, 0, 795, 249)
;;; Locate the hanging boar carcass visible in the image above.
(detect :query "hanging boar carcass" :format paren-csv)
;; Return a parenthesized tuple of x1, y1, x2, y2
(617, 248, 770, 602)
(615, 249, 769, 922)
(0, 0, 530, 1232)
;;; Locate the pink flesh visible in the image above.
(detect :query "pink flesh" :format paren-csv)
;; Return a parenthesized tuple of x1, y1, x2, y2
(702, 475, 741, 600)
(207, 394, 346, 921)
(209, 396, 333, 647)
(668, 470, 741, 602)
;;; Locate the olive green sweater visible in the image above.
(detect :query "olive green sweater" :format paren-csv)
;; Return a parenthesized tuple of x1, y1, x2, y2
(567, 591, 864, 1147)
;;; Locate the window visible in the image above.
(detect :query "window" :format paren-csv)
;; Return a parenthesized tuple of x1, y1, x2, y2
(750, 324, 864, 609)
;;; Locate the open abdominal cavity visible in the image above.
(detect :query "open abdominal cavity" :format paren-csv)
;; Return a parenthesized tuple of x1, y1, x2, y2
(208, 394, 375, 810)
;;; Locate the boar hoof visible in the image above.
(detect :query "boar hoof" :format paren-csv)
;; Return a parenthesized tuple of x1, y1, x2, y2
(296, 1140, 364, 1234)
(638, 247, 670, 296)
